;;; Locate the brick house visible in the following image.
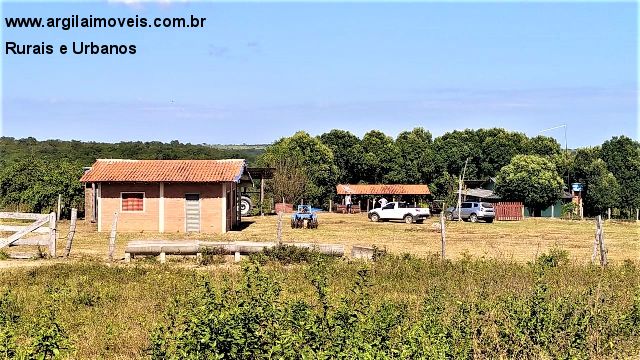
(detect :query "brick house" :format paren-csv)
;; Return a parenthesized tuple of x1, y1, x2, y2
(80, 159, 248, 233)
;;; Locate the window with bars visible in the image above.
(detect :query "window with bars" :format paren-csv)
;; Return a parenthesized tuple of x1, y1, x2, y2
(121, 193, 144, 212)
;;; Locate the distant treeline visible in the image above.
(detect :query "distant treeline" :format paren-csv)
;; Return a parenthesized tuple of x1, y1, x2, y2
(0, 137, 263, 166)
(0, 137, 264, 215)
(1, 131, 639, 218)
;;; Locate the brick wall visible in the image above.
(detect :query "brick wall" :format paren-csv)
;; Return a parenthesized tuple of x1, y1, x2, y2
(163, 183, 224, 233)
(98, 182, 227, 233)
(100, 183, 160, 232)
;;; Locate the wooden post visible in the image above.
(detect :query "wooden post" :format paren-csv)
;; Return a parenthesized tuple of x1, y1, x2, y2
(108, 212, 118, 261)
(598, 216, 607, 266)
(124, 252, 131, 263)
(607, 208, 611, 220)
(592, 215, 600, 263)
(329, 199, 332, 213)
(367, 199, 370, 212)
(57, 194, 62, 221)
(260, 176, 265, 216)
(159, 252, 166, 264)
(592, 215, 607, 266)
(48, 212, 57, 258)
(63, 208, 77, 258)
(636, 208, 639, 222)
(234, 251, 241, 262)
(551, 204, 554, 218)
(276, 212, 282, 245)
(440, 211, 446, 260)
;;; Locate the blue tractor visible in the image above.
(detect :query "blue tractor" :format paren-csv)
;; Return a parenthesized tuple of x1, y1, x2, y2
(291, 205, 319, 229)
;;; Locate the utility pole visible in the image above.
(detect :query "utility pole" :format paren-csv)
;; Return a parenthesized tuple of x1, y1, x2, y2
(457, 158, 469, 222)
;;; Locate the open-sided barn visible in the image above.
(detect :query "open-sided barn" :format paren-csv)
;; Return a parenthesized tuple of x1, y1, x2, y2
(81, 159, 248, 234)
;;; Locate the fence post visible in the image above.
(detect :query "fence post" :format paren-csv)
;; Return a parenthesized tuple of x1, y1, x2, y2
(63, 208, 77, 258)
(440, 211, 446, 260)
(329, 199, 332, 213)
(607, 208, 611, 220)
(276, 212, 282, 245)
(598, 216, 607, 266)
(48, 212, 57, 258)
(108, 212, 118, 261)
(636, 208, 639, 222)
(57, 194, 62, 221)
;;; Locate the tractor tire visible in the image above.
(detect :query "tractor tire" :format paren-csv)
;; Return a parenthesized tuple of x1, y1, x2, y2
(240, 196, 253, 217)
(469, 213, 478, 223)
(311, 219, 318, 229)
(404, 215, 414, 224)
(291, 218, 296, 228)
(370, 213, 380, 222)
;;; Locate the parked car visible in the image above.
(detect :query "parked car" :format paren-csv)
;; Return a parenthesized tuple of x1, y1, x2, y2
(368, 202, 430, 224)
(445, 202, 495, 223)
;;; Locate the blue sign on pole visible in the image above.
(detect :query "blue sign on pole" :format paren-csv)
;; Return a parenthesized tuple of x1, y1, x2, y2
(571, 183, 583, 192)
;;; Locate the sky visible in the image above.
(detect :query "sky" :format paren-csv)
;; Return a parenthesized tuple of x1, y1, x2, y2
(1, 1, 638, 148)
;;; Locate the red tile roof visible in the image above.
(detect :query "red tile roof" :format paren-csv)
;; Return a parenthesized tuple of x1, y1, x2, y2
(80, 159, 246, 183)
(336, 184, 431, 195)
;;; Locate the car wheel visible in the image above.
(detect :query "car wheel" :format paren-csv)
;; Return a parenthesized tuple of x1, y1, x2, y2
(240, 196, 253, 216)
(416, 220, 424, 224)
(370, 213, 380, 222)
(486, 218, 494, 223)
(445, 212, 453, 221)
(469, 213, 478, 223)
(404, 215, 413, 224)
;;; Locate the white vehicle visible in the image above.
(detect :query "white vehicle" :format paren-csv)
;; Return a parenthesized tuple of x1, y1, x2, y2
(368, 202, 430, 224)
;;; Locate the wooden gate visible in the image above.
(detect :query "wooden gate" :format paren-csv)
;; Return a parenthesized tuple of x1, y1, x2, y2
(495, 202, 523, 221)
(0, 212, 57, 256)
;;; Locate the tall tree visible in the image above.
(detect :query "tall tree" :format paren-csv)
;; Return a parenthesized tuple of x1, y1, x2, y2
(259, 131, 337, 206)
(495, 155, 564, 216)
(360, 130, 399, 184)
(387, 127, 434, 184)
(318, 130, 364, 184)
(528, 135, 562, 157)
(601, 136, 640, 213)
(581, 159, 620, 216)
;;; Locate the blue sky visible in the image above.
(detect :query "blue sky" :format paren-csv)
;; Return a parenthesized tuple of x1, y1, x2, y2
(1, 1, 637, 147)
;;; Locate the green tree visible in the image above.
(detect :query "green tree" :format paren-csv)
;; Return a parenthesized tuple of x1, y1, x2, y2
(0, 157, 84, 216)
(528, 135, 562, 157)
(319, 129, 365, 184)
(581, 159, 620, 216)
(495, 155, 564, 216)
(259, 131, 337, 206)
(360, 130, 400, 184)
(386, 127, 434, 184)
(600, 136, 640, 214)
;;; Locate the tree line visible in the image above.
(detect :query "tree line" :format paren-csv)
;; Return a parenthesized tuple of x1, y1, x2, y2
(257, 128, 640, 217)
(1, 130, 638, 218)
(0, 137, 262, 215)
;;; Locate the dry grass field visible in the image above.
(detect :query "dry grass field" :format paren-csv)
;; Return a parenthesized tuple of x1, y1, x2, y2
(1, 213, 639, 358)
(3, 212, 637, 265)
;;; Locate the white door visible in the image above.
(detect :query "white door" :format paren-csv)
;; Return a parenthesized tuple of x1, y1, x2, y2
(185, 194, 200, 232)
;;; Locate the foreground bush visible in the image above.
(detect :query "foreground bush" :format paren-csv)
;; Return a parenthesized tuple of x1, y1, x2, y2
(150, 255, 640, 359)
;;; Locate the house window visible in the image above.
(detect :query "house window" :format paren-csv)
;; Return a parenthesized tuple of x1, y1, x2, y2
(121, 193, 144, 212)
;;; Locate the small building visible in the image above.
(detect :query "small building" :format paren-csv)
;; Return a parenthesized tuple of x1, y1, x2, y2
(336, 184, 431, 211)
(81, 159, 249, 234)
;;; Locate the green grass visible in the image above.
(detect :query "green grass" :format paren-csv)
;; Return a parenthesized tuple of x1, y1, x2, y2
(0, 254, 639, 359)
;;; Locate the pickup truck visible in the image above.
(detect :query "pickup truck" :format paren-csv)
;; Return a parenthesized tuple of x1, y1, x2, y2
(368, 202, 430, 224)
